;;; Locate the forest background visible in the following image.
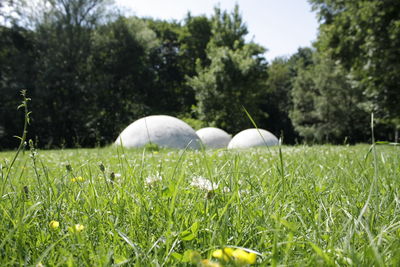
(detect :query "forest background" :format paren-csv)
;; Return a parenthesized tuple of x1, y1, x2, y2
(0, 0, 399, 149)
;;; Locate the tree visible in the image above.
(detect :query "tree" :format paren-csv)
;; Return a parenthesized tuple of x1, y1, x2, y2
(0, 25, 35, 149)
(88, 17, 158, 144)
(290, 49, 369, 143)
(208, 5, 248, 50)
(28, 0, 113, 147)
(309, 0, 400, 140)
(188, 5, 268, 134)
(189, 45, 268, 134)
(289, 48, 318, 142)
(180, 14, 212, 72)
(262, 57, 297, 143)
(146, 15, 213, 116)
(145, 19, 190, 114)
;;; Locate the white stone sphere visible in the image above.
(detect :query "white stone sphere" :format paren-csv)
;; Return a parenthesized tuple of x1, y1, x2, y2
(196, 127, 232, 149)
(115, 115, 201, 149)
(228, 128, 279, 149)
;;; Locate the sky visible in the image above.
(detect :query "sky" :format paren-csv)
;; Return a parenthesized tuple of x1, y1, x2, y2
(115, 0, 319, 61)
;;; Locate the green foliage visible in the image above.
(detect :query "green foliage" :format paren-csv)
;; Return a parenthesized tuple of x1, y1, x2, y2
(0, 25, 35, 148)
(262, 57, 297, 143)
(146, 19, 194, 114)
(209, 5, 248, 49)
(31, 5, 97, 147)
(180, 14, 212, 71)
(2, 0, 400, 148)
(310, 0, 400, 127)
(179, 115, 206, 130)
(146, 15, 213, 115)
(189, 44, 267, 134)
(290, 50, 370, 143)
(0, 1, 202, 148)
(88, 16, 158, 143)
(188, 6, 268, 134)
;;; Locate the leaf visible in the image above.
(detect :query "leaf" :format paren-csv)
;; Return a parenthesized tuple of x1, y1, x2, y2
(180, 222, 199, 241)
(190, 221, 199, 234)
(171, 252, 182, 261)
(180, 230, 195, 241)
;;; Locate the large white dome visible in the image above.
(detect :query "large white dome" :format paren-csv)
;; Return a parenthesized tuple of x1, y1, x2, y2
(228, 128, 279, 149)
(196, 127, 232, 148)
(115, 115, 201, 149)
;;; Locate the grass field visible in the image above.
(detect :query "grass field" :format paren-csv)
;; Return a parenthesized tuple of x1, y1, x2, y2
(0, 144, 399, 266)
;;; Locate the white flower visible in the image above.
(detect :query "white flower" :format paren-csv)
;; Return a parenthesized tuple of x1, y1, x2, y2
(145, 173, 163, 186)
(190, 176, 218, 191)
(222, 186, 231, 193)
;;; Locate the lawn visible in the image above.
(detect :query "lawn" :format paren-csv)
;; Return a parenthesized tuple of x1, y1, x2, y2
(0, 144, 399, 266)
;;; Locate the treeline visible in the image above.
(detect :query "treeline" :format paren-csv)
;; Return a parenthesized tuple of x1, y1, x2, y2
(0, 0, 399, 149)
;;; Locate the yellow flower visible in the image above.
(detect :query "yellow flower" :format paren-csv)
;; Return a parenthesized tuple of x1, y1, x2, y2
(212, 247, 234, 261)
(69, 223, 85, 233)
(212, 247, 257, 265)
(232, 249, 257, 264)
(49, 220, 59, 230)
(200, 259, 222, 267)
(70, 176, 84, 182)
(75, 224, 85, 232)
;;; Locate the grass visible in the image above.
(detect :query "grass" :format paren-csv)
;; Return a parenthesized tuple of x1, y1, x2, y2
(0, 144, 399, 266)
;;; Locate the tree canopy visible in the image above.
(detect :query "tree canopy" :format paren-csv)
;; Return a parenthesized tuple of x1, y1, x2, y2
(187, 6, 268, 134)
(310, 0, 400, 129)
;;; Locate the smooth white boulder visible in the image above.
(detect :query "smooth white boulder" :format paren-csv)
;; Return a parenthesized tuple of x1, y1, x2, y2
(115, 115, 201, 149)
(228, 128, 279, 149)
(196, 127, 232, 148)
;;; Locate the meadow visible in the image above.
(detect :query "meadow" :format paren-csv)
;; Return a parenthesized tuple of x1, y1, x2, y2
(0, 144, 399, 266)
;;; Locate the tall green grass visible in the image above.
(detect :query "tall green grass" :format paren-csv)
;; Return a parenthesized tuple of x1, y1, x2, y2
(1, 144, 399, 266)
